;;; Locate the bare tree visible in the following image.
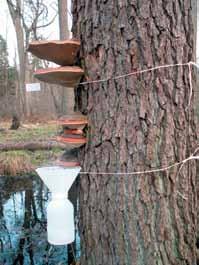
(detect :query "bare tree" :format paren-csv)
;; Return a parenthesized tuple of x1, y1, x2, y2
(6, 0, 57, 117)
(7, 0, 26, 116)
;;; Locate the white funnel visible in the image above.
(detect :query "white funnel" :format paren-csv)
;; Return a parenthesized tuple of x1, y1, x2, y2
(36, 166, 81, 245)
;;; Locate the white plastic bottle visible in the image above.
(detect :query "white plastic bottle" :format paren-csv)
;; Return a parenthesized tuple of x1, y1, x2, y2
(36, 166, 81, 245)
(47, 193, 75, 245)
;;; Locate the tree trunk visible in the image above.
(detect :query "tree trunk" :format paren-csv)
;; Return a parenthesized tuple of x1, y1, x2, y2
(58, 0, 70, 40)
(7, 0, 27, 117)
(10, 114, 20, 130)
(0, 141, 65, 151)
(72, 1, 198, 265)
(58, 0, 74, 115)
(58, 2, 78, 263)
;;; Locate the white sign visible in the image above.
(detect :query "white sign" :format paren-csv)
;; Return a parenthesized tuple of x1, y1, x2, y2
(26, 83, 41, 92)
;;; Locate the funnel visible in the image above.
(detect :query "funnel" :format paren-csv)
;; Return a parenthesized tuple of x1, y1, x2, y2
(36, 166, 81, 245)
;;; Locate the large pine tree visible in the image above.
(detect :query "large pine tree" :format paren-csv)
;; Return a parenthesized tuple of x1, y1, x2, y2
(72, 1, 198, 264)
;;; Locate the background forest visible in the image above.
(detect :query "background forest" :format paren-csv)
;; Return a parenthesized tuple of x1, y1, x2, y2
(0, 0, 71, 121)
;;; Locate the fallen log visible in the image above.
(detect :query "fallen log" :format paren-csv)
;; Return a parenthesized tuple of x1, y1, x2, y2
(0, 141, 66, 151)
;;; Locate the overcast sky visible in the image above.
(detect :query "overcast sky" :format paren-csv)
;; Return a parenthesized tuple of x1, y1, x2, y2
(0, 0, 72, 65)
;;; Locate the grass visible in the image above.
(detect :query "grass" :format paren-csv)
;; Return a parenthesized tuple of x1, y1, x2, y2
(0, 121, 59, 143)
(0, 151, 33, 176)
(0, 121, 63, 176)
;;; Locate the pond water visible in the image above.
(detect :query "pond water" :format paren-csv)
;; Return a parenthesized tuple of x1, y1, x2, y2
(0, 175, 80, 265)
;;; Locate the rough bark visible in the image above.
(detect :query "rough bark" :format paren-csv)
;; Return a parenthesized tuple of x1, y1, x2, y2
(0, 141, 65, 151)
(72, 1, 198, 265)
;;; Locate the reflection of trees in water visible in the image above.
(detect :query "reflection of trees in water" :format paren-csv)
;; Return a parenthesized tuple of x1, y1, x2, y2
(0, 175, 79, 265)
(0, 191, 12, 255)
(13, 187, 39, 265)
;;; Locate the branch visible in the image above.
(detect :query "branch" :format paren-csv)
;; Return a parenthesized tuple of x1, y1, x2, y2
(0, 141, 66, 151)
(35, 12, 58, 30)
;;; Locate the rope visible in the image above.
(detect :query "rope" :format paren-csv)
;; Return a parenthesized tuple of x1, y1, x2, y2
(79, 155, 199, 176)
(79, 61, 199, 85)
(77, 61, 199, 176)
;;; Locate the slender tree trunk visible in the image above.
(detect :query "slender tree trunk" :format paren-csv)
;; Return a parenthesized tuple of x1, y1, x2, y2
(58, 0, 74, 115)
(15, 14, 26, 115)
(7, 0, 27, 117)
(72, 1, 198, 264)
(58, 2, 77, 263)
(58, 0, 70, 40)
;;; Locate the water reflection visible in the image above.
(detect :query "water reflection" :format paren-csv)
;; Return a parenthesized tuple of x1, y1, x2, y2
(0, 175, 79, 265)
